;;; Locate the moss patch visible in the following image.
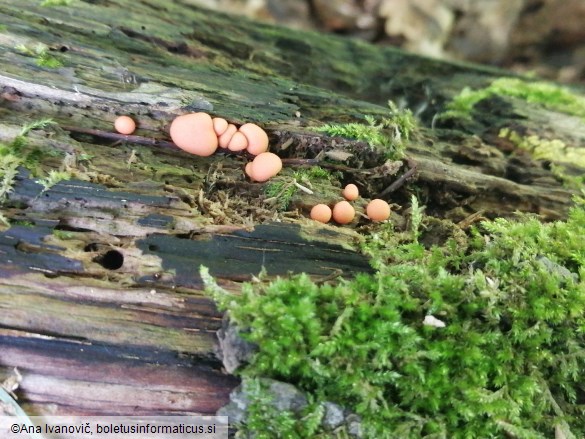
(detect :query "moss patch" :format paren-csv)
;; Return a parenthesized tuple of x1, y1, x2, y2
(0, 118, 58, 202)
(499, 128, 585, 168)
(204, 197, 585, 438)
(499, 128, 585, 189)
(315, 101, 416, 160)
(441, 77, 585, 121)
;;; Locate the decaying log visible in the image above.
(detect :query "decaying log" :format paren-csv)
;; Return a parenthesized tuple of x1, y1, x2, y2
(0, 169, 370, 415)
(0, 0, 583, 417)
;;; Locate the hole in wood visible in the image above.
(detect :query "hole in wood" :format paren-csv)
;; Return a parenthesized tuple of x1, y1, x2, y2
(94, 249, 124, 270)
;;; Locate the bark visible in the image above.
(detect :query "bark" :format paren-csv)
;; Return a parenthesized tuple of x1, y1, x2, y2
(0, 0, 582, 416)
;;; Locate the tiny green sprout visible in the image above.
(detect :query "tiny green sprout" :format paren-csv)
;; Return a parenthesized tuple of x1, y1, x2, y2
(383, 100, 416, 143)
(0, 118, 59, 204)
(19, 118, 57, 137)
(0, 153, 21, 203)
(37, 170, 72, 192)
(264, 180, 297, 211)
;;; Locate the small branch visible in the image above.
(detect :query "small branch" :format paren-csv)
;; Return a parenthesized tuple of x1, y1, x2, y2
(376, 159, 418, 198)
(281, 158, 403, 177)
(294, 180, 314, 195)
(457, 210, 486, 229)
(62, 125, 179, 150)
(281, 158, 322, 166)
(62, 125, 255, 159)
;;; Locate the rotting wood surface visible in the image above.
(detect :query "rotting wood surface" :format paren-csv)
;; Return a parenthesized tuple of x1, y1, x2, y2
(0, 0, 582, 417)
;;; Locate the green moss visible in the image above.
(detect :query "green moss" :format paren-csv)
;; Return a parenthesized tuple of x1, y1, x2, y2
(550, 165, 585, 190)
(499, 128, 585, 168)
(0, 118, 57, 203)
(0, 153, 21, 203)
(36, 52, 64, 68)
(52, 229, 75, 240)
(37, 170, 72, 191)
(237, 379, 330, 439)
(264, 166, 340, 212)
(19, 118, 57, 137)
(11, 219, 35, 227)
(499, 128, 585, 189)
(41, 0, 73, 6)
(315, 101, 415, 159)
(293, 166, 338, 182)
(264, 180, 297, 211)
(441, 77, 585, 120)
(15, 44, 63, 69)
(203, 199, 585, 438)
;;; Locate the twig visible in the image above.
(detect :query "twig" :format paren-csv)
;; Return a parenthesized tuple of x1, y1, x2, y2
(457, 210, 486, 229)
(293, 180, 314, 195)
(313, 268, 344, 285)
(281, 158, 322, 166)
(62, 125, 254, 158)
(281, 158, 402, 176)
(61, 125, 179, 150)
(376, 159, 417, 198)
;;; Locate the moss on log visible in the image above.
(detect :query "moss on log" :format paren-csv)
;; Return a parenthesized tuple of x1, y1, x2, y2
(0, 0, 583, 417)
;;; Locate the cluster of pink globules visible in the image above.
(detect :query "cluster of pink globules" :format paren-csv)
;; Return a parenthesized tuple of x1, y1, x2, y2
(114, 113, 282, 182)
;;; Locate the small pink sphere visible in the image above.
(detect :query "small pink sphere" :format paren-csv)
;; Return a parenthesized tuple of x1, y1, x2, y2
(114, 115, 136, 135)
(342, 184, 359, 201)
(310, 204, 332, 223)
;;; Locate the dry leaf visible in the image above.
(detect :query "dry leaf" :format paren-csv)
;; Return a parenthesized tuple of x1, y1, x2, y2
(324, 149, 354, 162)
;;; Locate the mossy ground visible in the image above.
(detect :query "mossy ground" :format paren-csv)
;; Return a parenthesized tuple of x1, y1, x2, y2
(204, 194, 585, 438)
